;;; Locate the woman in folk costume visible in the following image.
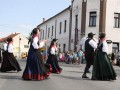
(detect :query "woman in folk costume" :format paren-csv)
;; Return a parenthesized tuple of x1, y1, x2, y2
(22, 28, 51, 80)
(46, 39, 62, 74)
(92, 33, 117, 80)
(0, 40, 10, 72)
(1, 38, 22, 72)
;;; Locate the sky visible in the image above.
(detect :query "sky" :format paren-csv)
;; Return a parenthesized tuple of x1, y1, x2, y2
(0, 0, 71, 38)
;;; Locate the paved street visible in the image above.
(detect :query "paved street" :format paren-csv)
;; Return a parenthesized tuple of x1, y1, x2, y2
(0, 60, 120, 90)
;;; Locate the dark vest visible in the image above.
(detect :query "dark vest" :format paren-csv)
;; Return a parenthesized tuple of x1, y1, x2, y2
(85, 39, 94, 56)
(97, 43, 103, 52)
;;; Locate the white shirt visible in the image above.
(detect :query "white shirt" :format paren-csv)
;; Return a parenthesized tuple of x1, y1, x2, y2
(50, 46, 58, 55)
(32, 36, 45, 49)
(82, 38, 97, 51)
(8, 43, 14, 53)
(89, 39, 97, 49)
(102, 41, 108, 54)
(3, 43, 7, 51)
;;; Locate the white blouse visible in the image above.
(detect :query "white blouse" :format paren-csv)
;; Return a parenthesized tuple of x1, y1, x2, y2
(3, 43, 7, 51)
(32, 36, 45, 49)
(8, 43, 14, 53)
(50, 46, 58, 55)
(102, 41, 108, 54)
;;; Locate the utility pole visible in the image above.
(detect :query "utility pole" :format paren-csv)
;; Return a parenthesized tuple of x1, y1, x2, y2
(19, 36, 21, 59)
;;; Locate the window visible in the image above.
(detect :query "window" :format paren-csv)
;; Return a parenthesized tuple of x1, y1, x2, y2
(40, 30, 42, 40)
(59, 44, 61, 52)
(59, 22, 62, 34)
(42, 30, 44, 39)
(89, 12, 97, 27)
(48, 28, 50, 38)
(114, 13, 120, 28)
(24, 45, 29, 48)
(64, 20, 67, 32)
(75, 15, 78, 28)
(52, 26, 54, 36)
(63, 44, 66, 52)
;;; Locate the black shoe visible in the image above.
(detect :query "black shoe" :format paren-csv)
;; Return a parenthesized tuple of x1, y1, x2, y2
(111, 77, 116, 80)
(82, 74, 89, 78)
(91, 76, 97, 80)
(17, 69, 22, 72)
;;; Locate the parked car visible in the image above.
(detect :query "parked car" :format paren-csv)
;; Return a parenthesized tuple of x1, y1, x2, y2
(115, 51, 120, 66)
(21, 52, 27, 59)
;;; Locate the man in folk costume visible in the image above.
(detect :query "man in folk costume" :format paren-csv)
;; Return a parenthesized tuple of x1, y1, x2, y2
(82, 32, 97, 78)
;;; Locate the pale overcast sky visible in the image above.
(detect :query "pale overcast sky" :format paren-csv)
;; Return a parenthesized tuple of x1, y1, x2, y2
(0, 0, 71, 37)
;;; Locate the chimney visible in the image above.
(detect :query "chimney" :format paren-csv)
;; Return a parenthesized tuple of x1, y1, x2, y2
(43, 18, 45, 22)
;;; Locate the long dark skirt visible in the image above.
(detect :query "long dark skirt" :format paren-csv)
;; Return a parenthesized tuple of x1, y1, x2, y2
(22, 46, 51, 80)
(0, 50, 2, 63)
(8, 53, 22, 71)
(0, 51, 21, 72)
(92, 51, 117, 80)
(46, 54, 62, 74)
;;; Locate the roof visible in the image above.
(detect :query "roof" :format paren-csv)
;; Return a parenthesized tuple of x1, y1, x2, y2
(37, 6, 71, 27)
(0, 33, 20, 43)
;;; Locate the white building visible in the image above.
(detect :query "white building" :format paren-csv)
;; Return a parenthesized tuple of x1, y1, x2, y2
(37, 7, 71, 52)
(37, 0, 120, 54)
(0, 33, 29, 59)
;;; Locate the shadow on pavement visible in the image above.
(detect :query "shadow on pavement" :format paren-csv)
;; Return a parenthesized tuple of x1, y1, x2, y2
(52, 74, 90, 81)
(0, 75, 22, 80)
(66, 70, 84, 73)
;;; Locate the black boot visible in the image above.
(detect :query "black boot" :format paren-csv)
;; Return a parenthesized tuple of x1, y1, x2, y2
(91, 76, 97, 80)
(82, 74, 89, 78)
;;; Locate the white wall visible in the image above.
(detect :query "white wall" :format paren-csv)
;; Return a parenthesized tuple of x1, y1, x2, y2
(13, 33, 29, 58)
(105, 0, 120, 42)
(38, 8, 70, 52)
(37, 0, 120, 53)
(85, 0, 100, 40)
(105, 0, 120, 53)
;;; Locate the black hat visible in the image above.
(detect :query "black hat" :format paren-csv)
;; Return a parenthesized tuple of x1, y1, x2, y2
(7, 37, 12, 42)
(99, 33, 106, 39)
(52, 38, 58, 42)
(88, 32, 95, 38)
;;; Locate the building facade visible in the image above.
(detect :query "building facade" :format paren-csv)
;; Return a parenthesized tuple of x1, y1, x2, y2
(0, 33, 29, 59)
(38, 0, 120, 54)
(38, 6, 71, 52)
